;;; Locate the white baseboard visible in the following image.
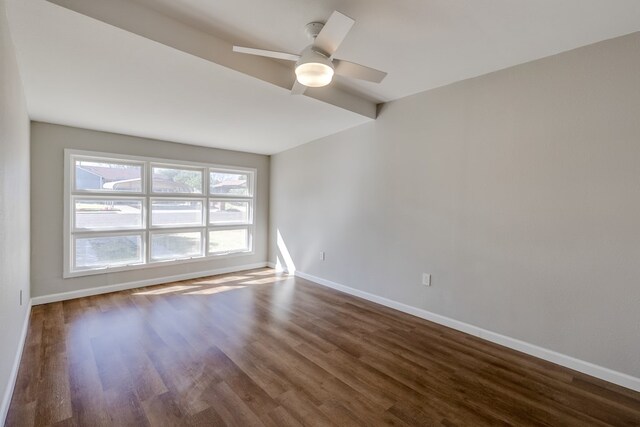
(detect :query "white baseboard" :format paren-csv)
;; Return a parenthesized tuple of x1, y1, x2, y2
(294, 270, 640, 393)
(32, 262, 268, 305)
(1, 301, 32, 426)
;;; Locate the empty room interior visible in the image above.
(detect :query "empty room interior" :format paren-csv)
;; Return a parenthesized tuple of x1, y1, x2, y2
(2, 0, 640, 425)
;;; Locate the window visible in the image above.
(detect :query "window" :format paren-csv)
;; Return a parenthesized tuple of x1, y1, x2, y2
(65, 150, 256, 277)
(151, 199, 204, 227)
(210, 170, 251, 196)
(209, 228, 249, 254)
(75, 159, 143, 192)
(209, 199, 251, 225)
(152, 166, 203, 194)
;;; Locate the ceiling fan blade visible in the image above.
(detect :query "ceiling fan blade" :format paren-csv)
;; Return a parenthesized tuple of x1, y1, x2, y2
(333, 59, 387, 83)
(313, 11, 355, 56)
(291, 80, 307, 95)
(233, 46, 300, 62)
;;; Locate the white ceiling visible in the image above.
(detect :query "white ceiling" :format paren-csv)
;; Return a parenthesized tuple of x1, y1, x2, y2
(6, 0, 371, 155)
(131, 0, 640, 102)
(7, 0, 640, 154)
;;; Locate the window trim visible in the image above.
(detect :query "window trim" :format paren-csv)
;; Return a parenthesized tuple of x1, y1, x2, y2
(64, 149, 256, 278)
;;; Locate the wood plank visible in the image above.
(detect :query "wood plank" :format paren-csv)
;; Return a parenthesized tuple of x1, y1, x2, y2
(5, 268, 640, 426)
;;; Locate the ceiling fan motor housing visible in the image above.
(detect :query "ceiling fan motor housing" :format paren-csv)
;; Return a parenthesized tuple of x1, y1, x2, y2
(296, 46, 333, 69)
(304, 22, 325, 40)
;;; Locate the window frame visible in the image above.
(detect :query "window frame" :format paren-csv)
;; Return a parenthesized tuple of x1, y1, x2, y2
(64, 149, 256, 278)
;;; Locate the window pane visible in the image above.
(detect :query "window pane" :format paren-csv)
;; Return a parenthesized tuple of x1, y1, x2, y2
(152, 167, 203, 194)
(209, 229, 249, 254)
(75, 235, 143, 269)
(210, 171, 250, 196)
(75, 159, 142, 192)
(209, 200, 251, 225)
(74, 199, 143, 230)
(151, 232, 203, 261)
(151, 200, 203, 227)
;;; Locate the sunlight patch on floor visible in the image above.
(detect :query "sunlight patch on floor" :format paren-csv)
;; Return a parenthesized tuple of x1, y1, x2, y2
(185, 285, 247, 295)
(240, 276, 288, 285)
(246, 270, 275, 276)
(193, 275, 250, 285)
(133, 285, 200, 295)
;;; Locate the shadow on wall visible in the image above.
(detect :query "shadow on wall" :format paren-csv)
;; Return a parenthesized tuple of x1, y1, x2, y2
(275, 229, 296, 273)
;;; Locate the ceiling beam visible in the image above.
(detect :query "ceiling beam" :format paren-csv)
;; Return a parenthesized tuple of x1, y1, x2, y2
(46, 0, 378, 119)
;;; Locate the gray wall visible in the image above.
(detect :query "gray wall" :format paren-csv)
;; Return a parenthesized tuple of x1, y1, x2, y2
(31, 122, 270, 298)
(0, 0, 31, 421)
(270, 32, 640, 378)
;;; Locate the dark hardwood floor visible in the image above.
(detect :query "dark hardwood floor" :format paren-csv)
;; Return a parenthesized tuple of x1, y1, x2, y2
(6, 268, 640, 426)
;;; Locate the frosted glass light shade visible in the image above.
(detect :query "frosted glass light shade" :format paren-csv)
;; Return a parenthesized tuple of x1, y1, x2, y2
(295, 62, 334, 87)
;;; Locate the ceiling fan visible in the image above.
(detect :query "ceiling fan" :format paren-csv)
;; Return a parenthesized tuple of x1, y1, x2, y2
(232, 11, 387, 95)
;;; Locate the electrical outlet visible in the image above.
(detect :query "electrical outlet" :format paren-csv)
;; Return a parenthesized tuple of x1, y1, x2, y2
(320, 251, 325, 261)
(422, 273, 431, 287)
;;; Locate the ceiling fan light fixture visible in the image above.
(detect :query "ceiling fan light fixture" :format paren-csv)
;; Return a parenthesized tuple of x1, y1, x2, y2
(295, 62, 334, 87)
(295, 47, 334, 87)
